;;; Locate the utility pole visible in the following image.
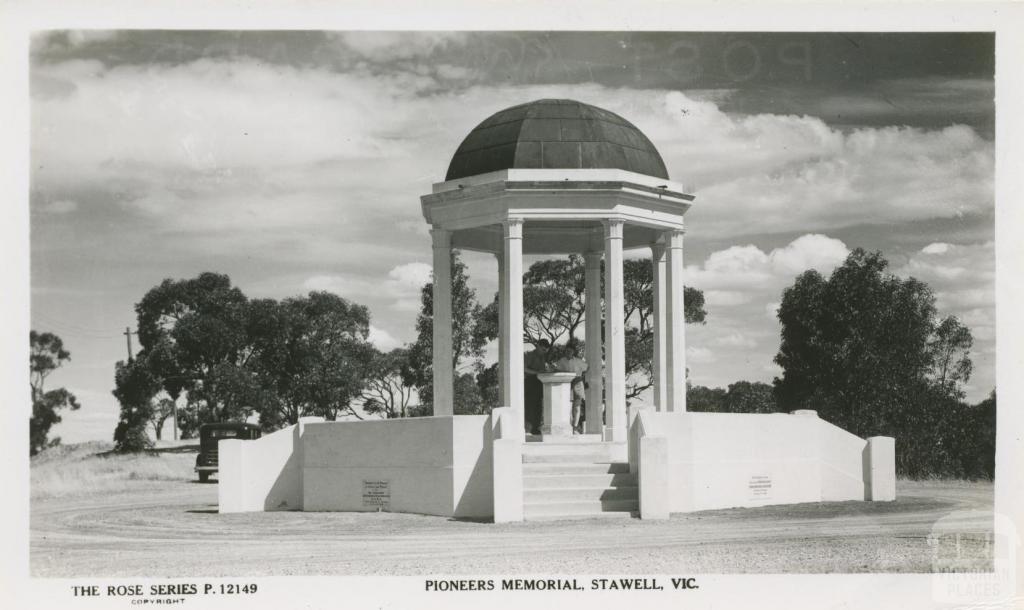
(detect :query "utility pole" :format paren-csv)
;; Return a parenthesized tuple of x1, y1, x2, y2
(123, 327, 134, 362)
(173, 398, 179, 441)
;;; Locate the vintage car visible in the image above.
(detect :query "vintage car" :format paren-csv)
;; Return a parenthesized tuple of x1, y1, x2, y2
(195, 422, 261, 482)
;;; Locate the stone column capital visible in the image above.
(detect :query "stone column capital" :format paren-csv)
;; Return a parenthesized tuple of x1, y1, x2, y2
(430, 228, 451, 249)
(650, 242, 667, 259)
(665, 229, 686, 248)
(603, 218, 625, 239)
(503, 218, 524, 239)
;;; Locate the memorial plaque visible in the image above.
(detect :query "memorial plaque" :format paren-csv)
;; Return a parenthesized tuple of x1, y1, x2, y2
(748, 474, 772, 500)
(362, 479, 391, 510)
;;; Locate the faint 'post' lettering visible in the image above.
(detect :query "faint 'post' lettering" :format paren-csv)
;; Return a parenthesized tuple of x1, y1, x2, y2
(665, 40, 702, 85)
(779, 41, 813, 81)
(722, 40, 761, 82)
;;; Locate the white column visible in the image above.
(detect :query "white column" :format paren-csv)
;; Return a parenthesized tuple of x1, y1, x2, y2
(603, 220, 627, 442)
(584, 250, 603, 435)
(501, 219, 525, 438)
(431, 228, 454, 416)
(495, 250, 507, 404)
(665, 229, 687, 412)
(651, 242, 667, 411)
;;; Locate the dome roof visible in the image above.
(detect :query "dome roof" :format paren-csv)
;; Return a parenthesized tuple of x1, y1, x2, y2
(445, 99, 669, 181)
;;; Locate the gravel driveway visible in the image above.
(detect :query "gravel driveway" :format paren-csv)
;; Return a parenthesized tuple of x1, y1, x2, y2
(30, 478, 993, 576)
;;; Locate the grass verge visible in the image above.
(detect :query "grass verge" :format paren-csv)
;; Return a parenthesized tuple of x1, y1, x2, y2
(31, 442, 198, 500)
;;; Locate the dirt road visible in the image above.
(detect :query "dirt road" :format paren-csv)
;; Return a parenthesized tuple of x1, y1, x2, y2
(31, 477, 993, 576)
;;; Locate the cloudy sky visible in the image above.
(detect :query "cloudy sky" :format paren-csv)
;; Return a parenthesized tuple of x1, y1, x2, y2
(29, 31, 995, 443)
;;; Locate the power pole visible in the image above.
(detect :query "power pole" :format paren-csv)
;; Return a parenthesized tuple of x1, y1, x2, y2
(123, 327, 134, 362)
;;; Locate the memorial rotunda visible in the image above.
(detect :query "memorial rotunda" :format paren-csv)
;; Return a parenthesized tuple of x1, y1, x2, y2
(421, 98, 694, 443)
(219, 99, 895, 523)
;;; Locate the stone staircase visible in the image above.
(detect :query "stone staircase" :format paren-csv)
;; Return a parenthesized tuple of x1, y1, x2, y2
(521, 440, 637, 520)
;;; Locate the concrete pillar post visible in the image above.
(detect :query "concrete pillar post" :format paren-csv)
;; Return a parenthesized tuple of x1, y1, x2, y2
(495, 250, 507, 404)
(651, 242, 667, 411)
(584, 251, 604, 435)
(431, 228, 454, 416)
(491, 407, 523, 523)
(639, 435, 670, 520)
(866, 436, 896, 501)
(665, 229, 687, 412)
(603, 220, 627, 442)
(501, 219, 525, 439)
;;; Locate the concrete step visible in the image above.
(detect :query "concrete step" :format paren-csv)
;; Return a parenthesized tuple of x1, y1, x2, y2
(525, 434, 603, 444)
(521, 443, 624, 463)
(524, 485, 638, 503)
(523, 499, 639, 521)
(523, 472, 637, 489)
(522, 452, 619, 463)
(521, 440, 621, 452)
(522, 462, 630, 475)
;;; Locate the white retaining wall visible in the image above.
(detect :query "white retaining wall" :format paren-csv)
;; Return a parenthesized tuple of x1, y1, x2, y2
(220, 410, 894, 519)
(302, 415, 493, 517)
(630, 411, 894, 514)
(220, 415, 494, 517)
(816, 413, 870, 501)
(218, 423, 305, 513)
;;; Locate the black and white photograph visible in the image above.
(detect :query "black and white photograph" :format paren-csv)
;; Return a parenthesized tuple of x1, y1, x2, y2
(3, 2, 1023, 609)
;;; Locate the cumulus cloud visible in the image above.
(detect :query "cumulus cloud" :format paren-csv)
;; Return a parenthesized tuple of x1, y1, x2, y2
(304, 261, 431, 312)
(899, 241, 995, 315)
(642, 91, 994, 237)
(685, 234, 850, 297)
(331, 32, 469, 63)
(713, 332, 757, 349)
(680, 235, 849, 388)
(686, 346, 717, 364)
(28, 49, 995, 411)
(388, 262, 432, 289)
(768, 234, 851, 275)
(922, 242, 951, 255)
(31, 58, 993, 248)
(684, 237, 993, 399)
(705, 290, 751, 307)
(368, 325, 402, 351)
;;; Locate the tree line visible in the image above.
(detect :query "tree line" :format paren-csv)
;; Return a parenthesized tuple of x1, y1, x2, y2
(687, 248, 993, 478)
(771, 249, 993, 479)
(29, 247, 995, 480)
(107, 254, 706, 451)
(29, 331, 80, 455)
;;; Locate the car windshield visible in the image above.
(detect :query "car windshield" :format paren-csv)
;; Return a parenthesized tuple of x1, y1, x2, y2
(210, 430, 239, 438)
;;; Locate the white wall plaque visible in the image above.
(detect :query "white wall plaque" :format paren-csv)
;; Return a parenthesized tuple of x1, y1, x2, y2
(362, 479, 391, 510)
(748, 474, 772, 500)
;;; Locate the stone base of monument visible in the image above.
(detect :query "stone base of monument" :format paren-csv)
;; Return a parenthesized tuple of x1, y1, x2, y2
(219, 408, 896, 522)
(535, 433, 603, 443)
(536, 372, 581, 440)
